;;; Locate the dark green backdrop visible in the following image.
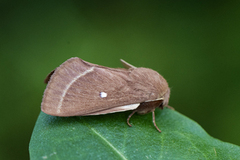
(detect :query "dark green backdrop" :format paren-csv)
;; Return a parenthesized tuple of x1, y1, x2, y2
(1, 1, 240, 159)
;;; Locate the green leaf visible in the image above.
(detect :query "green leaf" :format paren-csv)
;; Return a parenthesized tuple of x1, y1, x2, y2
(29, 109, 240, 160)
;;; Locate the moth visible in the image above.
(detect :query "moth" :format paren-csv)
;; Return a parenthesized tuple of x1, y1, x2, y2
(41, 57, 171, 132)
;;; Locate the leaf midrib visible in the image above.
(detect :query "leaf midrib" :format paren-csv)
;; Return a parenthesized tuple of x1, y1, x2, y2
(91, 128, 127, 160)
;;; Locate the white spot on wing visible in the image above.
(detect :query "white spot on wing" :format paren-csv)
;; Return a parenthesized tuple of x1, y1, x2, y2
(57, 67, 94, 113)
(100, 92, 107, 98)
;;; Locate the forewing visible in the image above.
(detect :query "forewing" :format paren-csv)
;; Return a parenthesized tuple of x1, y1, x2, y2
(41, 58, 155, 116)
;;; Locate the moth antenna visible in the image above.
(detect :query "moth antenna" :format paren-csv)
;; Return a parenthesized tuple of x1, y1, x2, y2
(120, 59, 136, 69)
(127, 110, 137, 127)
(152, 111, 161, 132)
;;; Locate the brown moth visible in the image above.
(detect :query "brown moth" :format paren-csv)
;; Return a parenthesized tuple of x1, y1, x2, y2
(41, 57, 171, 132)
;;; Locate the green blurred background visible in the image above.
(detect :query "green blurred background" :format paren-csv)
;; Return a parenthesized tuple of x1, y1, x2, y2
(1, 1, 240, 159)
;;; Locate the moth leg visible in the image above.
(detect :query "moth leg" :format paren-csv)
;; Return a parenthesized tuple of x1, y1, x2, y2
(165, 105, 175, 110)
(152, 111, 161, 132)
(127, 110, 137, 127)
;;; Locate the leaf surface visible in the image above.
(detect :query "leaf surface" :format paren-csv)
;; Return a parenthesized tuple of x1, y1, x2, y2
(29, 109, 240, 160)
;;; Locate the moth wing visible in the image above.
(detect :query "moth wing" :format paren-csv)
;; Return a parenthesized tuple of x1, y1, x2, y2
(41, 57, 160, 116)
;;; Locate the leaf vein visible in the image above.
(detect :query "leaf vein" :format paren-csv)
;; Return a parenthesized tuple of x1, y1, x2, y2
(177, 132, 208, 159)
(91, 128, 127, 160)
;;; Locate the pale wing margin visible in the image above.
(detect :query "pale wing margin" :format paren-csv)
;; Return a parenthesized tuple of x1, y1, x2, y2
(84, 103, 140, 115)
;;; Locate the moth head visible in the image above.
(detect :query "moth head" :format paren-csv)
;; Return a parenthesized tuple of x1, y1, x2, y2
(162, 87, 170, 107)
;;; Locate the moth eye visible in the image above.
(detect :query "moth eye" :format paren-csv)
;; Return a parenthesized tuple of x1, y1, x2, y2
(99, 92, 107, 98)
